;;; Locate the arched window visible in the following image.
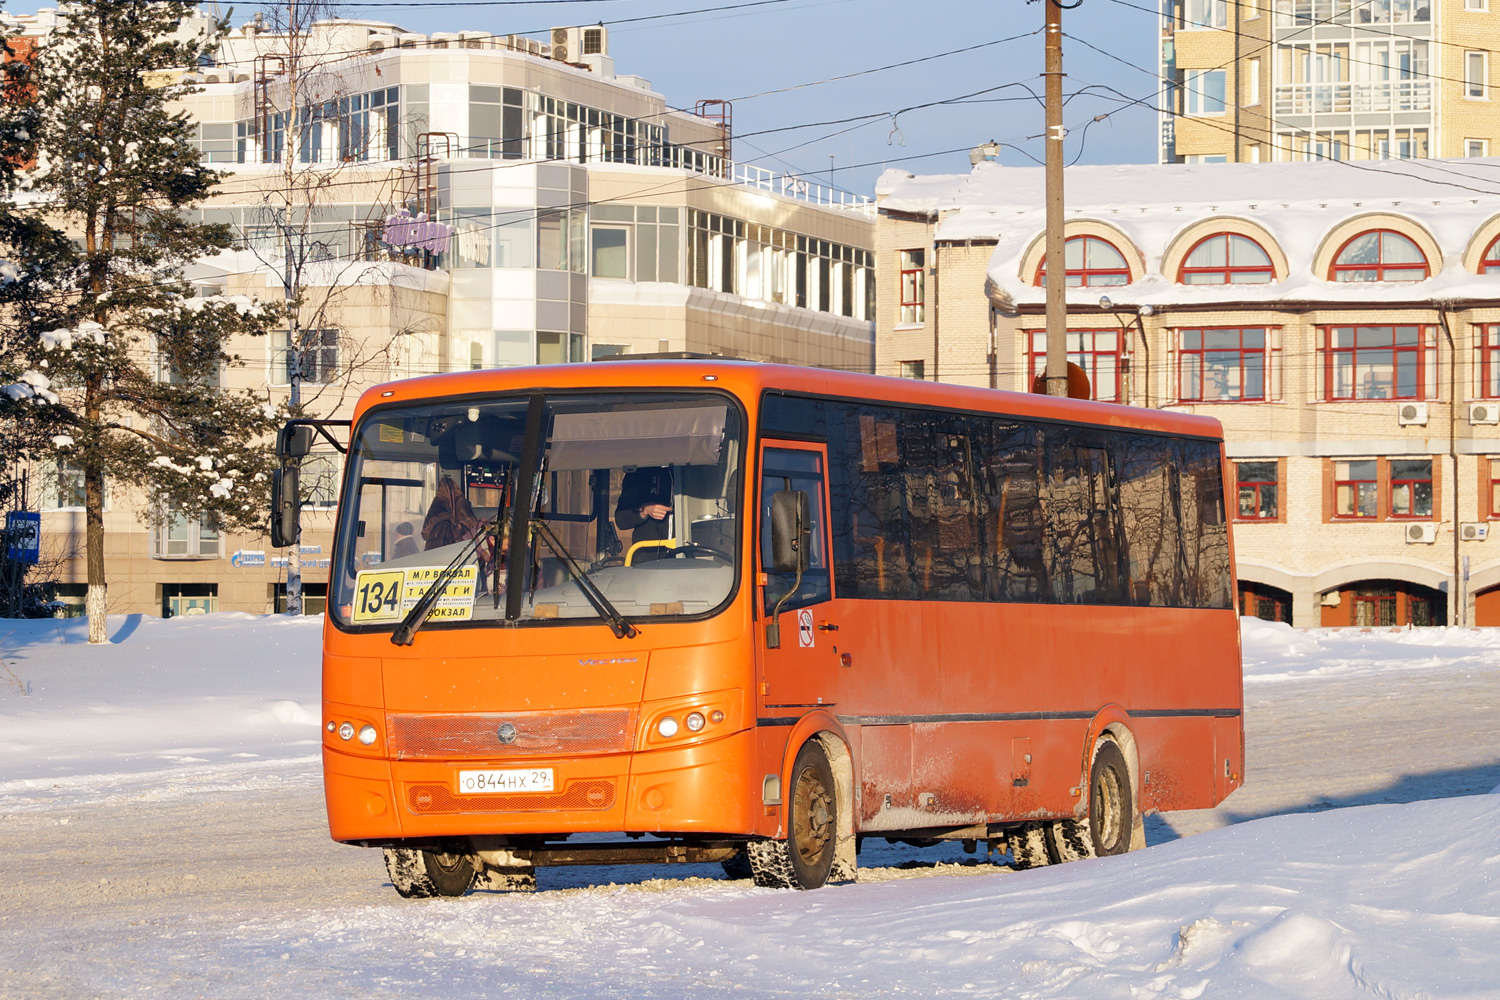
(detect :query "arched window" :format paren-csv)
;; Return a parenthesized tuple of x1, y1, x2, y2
(1179, 233, 1275, 284)
(1329, 230, 1429, 282)
(1035, 236, 1131, 287)
(1479, 234, 1500, 274)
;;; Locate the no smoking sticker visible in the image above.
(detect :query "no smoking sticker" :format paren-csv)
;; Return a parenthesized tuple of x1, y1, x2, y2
(797, 608, 814, 648)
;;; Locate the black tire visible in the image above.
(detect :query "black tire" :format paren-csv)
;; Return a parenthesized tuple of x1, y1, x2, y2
(747, 741, 839, 890)
(384, 847, 437, 899)
(1045, 818, 1096, 863)
(1088, 740, 1134, 857)
(1009, 822, 1053, 870)
(423, 847, 479, 896)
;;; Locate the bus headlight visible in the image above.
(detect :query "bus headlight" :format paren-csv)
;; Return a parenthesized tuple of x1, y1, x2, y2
(657, 716, 680, 738)
(685, 712, 706, 733)
(337, 722, 355, 741)
(358, 724, 378, 745)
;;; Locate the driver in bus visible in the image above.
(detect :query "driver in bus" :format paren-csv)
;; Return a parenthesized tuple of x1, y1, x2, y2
(615, 466, 672, 562)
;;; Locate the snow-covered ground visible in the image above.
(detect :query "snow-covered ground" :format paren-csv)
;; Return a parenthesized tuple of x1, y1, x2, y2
(1, 615, 1498, 998)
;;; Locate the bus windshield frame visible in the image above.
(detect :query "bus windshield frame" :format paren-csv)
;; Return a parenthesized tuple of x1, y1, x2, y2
(328, 387, 746, 635)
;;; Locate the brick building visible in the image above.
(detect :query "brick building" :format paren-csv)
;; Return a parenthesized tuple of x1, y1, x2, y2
(1161, 0, 1500, 163)
(877, 156, 1500, 626)
(9, 11, 874, 616)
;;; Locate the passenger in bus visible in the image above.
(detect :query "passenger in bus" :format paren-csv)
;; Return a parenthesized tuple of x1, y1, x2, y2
(421, 475, 498, 588)
(615, 466, 672, 562)
(391, 522, 418, 559)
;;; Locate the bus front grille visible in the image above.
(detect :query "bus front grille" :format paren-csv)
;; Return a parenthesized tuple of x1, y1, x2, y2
(387, 709, 637, 759)
(406, 779, 615, 814)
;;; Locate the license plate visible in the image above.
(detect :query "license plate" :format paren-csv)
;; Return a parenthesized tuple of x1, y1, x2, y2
(456, 768, 555, 795)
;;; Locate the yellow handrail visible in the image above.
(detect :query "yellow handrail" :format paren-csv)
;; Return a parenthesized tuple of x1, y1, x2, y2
(625, 538, 677, 566)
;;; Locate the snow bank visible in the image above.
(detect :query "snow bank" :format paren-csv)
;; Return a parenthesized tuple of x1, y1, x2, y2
(1241, 617, 1500, 683)
(211, 793, 1500, 999)
(0, 613, 322, 786)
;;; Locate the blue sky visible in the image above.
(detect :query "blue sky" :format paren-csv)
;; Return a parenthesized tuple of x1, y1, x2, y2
(8, 0, 1163, 192)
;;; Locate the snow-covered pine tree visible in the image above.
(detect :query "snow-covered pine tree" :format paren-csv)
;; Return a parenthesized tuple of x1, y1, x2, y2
(11, 0, 281, 643)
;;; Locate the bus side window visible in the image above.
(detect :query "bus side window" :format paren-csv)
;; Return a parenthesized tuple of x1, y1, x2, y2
(760, 448, 831, 613)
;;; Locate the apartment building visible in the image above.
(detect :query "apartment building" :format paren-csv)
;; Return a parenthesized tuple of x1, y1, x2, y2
(877, 155, 1500, 627)
(1160, 0, 1500, 163)
(11, 11, 875, 616)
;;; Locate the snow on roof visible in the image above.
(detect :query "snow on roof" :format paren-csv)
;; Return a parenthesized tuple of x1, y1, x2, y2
(876, 158, 1500, 310)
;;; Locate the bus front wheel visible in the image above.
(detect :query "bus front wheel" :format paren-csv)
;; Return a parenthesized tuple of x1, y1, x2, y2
(747, 740, 839, 890)
(1086, 739, 1134, 857)
(383, 845, 479, 898)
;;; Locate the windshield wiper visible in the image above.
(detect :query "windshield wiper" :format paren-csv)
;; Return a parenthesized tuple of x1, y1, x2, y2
(532, 518, 638, 640)
(390, 515, 501, 646)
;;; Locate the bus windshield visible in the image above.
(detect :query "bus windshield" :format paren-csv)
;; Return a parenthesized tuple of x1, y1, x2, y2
(330, 391, 743, 631)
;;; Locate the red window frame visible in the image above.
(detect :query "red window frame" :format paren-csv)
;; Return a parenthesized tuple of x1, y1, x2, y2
(1235, 460, 1279, 521)
(1178, 233, 1275, 284)
(1388, 458, 1433, 519)
(1328, 229, 1430, 282)
(1489, 458, 1500, 519)
(1333, 460, 1378, 519)
(1477, 325, 1500, 398)
(1321, 325, 1430, 401)
(1178, 327, 1271, 401)
(899, 249, 925, 324)
(1481, 235, 1500, 274)
(1034, 236, 1132, 287)
(1026, 329, 1123, 402)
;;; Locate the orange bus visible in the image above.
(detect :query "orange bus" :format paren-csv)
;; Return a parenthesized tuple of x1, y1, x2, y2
(273, 359, 1243, 895)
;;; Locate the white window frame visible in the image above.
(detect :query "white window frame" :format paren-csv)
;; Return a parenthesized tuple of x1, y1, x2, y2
(1183, 0, 1228, 29)
(1467, 51, 1488, 99)
(1468, 138, 1490, 157)
(1466, 0, 1488, 11)
(1185, 70, 1228, 116)
(1246, 58, 1261, 106)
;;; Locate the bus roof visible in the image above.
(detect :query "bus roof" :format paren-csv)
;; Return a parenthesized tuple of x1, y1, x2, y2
(352, 361, 1225, 441)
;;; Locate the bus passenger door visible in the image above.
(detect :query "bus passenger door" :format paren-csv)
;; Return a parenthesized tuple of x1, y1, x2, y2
(757, 442, 839, 712)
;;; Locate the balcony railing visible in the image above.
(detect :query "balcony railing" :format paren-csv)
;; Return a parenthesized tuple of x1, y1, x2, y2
(1274, 79, 1432, 115)
(1274, 0, 1430, 25)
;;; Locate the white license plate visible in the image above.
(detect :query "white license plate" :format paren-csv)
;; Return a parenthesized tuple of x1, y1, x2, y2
(456, 768, 555, 795)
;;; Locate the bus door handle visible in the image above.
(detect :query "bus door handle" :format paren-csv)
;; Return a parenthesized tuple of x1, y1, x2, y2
(818, 622, 839, 631)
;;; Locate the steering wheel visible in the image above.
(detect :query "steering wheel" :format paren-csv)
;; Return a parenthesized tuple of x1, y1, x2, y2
(669, 543, 733, 562)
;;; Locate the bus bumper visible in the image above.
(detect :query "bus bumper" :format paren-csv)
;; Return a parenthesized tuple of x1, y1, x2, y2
(324, 728, 760, 843)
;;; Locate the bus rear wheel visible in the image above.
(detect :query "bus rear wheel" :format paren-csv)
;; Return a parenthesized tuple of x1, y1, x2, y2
(1087, 739, 1134, 857)
(747, 740, 838, 890)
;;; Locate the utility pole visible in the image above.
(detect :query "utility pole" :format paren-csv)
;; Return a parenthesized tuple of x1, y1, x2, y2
(282, 0, 303, 616)
(1043, 0, 1068, 397)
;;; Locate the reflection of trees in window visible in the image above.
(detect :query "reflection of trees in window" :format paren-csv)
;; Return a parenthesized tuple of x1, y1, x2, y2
(771, 394, 1231, 609)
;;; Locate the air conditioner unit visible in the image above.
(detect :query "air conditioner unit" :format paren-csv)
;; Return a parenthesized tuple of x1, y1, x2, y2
(1461, 522, 1490, 541)
(1398, 401, 1428, 426)
(551, 26, 572, 62)
(581, 25, 607, 56)
(1405, 522, 1438, 544)
(1471, 402, 1500, 425)
(430, 31, 461, 49)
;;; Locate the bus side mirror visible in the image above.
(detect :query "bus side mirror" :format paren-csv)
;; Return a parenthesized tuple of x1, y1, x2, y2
(769, 489, 810, 574)
(276, 424, 314, 461)
(270, 465, 301, 548)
